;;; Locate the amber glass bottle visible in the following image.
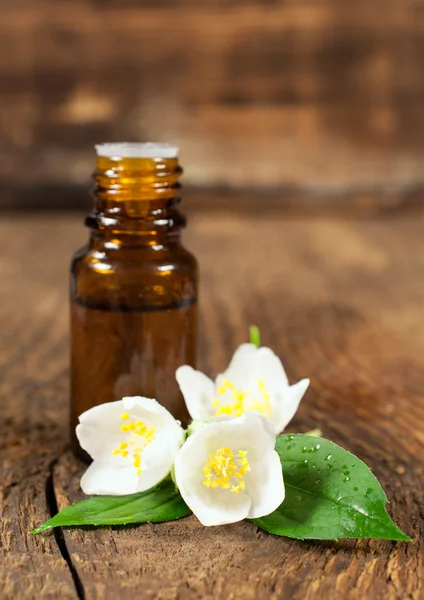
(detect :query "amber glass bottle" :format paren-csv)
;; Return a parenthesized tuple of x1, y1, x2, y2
(70, 143, 198, 459)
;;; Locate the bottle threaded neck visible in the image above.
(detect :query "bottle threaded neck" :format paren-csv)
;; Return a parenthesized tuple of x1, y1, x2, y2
(88, 143, 185, 235)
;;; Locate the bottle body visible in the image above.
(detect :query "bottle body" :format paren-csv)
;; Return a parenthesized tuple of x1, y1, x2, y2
(70, 145, 198, 459)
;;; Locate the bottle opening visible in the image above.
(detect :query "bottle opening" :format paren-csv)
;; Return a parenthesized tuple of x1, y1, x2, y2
(95, 142, 179, 159)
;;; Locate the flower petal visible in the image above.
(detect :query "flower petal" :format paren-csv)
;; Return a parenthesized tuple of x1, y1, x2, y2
(254, 347, 289, 387)
(184, 414, 275, 462)
(122, 396, 180, 430)
(174, 431, 251, 526)
(272, 378, 310, 433)
(137, 422, 185, 492)
(176, 366, 216, 420)
(179, 477, 251, 527)
(207, 413, 276, 460)
(76, 400, 130, 464)
(246, 450, 285, 518)
(217, 343, 258, 388)
(174, 414, 276, 526)
(80, 461, 138, 496)
(218, 344, 289, 390)
(76, 397, 182, 468)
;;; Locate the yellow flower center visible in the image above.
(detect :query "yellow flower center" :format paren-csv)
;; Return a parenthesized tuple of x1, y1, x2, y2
(202, 447, 251, 494)
(213, 379, 271, 418)
(112, 412, 156, 476)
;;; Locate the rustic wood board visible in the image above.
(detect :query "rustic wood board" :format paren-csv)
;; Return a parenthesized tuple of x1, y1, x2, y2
(0, 211, 423, 599)
(2, 0, 424, 199)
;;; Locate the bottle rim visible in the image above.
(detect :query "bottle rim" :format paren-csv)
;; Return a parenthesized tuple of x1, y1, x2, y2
(95, 142, 179, 159)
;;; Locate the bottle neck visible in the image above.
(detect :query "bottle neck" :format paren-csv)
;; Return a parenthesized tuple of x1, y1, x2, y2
(86, 155, 185, 242)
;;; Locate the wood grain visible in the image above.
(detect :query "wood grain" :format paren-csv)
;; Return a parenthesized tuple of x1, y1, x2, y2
(0, 219, 80, 598)
(1, 209, 423, 598)
(1, 0, 424, 203)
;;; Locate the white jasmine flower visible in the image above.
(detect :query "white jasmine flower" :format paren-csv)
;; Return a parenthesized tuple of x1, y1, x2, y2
(174, 414, 285, 526)
(76, 396, 185, 495)
(176, 343, 309, 434)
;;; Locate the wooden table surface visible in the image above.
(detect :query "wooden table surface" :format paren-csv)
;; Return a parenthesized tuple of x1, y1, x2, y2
(1, 211, 423, 600)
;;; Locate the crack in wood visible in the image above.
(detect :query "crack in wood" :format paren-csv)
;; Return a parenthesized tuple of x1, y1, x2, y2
(46, 455, 86, 600)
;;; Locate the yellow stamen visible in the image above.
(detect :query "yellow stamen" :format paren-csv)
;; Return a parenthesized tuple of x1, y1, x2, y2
(113, 415, 156, 476)
(202, 447, 250, 494)
(213, 378, 271, 418)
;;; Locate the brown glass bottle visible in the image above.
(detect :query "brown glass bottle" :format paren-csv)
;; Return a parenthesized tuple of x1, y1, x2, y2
(70, 143, 198, 460)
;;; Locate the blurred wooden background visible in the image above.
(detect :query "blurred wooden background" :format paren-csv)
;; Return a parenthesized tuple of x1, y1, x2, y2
(1, 0, 424, 210)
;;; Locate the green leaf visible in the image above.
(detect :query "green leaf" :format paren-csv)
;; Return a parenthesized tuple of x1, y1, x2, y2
(251, 434, 410, 541)
(31, 479, 191, 534)
(249, 325, 261, 348)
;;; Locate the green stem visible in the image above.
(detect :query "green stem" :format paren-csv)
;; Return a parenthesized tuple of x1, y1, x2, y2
(249, 325, 261, 348)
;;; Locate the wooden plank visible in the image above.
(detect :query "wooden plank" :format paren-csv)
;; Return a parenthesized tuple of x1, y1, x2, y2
(1, 212, 422, 598)
(3, 185, 423, 215)
(1, 1, 424, 198)
(2, 0, 413, 11)
(1, 2, 418, 31)
(0, 219, 83, 598)
(2, 4, 423, 91)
